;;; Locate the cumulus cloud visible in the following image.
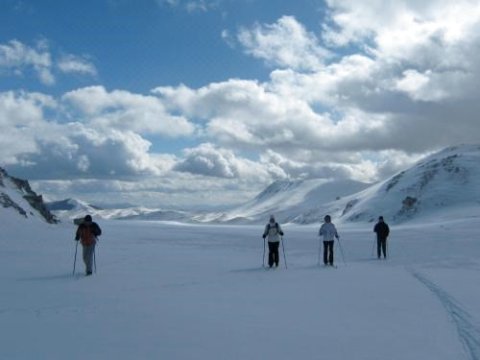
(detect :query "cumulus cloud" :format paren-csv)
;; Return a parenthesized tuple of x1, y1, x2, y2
(0, 91, 58, 164)
(63, 86, 196, 137)
(0, 39, 97, 85)
(155, 78, 391, 155)
(0, 90, 179, 181)
(174, 143, 283, 181)
(248, 1, 480, 152)
(260, 150, 378, 183)
(18, 125, 176, 179)
(5, 124, 177, 180)
(155, 0, 480, 188)
(321, 0, 480, 97)
(237, 16, 330, 71)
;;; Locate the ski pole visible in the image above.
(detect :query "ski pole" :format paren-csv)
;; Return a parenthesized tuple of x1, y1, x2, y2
(262, 237, 266, 268)
(372, 237, 376, 258)
(318, 238, 322, 266)
(94, 237, 99, 273)
(281, 236, 288, 269)
(94, 246, 97, 273)
(337, 237, 346, 265)
(73, 240, 79, 276)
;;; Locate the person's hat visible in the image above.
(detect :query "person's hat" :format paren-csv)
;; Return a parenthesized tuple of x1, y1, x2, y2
(379, 216, 384, 221)
(84, 215, 92, 222)
(324, 215, 331, 222)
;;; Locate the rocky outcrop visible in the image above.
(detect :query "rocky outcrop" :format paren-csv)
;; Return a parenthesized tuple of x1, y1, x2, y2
(0, 167, 58, 224)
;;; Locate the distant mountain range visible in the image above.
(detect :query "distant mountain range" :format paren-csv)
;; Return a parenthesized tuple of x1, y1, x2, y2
(45, 197, 194, 223)
(3, 144, 480, 226)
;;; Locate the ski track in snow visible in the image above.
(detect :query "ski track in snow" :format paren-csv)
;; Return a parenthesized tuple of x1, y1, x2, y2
(411, 269, 480, 360)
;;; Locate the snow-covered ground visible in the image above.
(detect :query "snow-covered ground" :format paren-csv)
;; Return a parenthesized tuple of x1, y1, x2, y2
(2, 216, 480, 360)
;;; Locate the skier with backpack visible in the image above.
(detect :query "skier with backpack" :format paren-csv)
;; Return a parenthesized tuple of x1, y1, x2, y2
(75, 215, 102, 276)
(373, 216, 390, 259)
(262, 215, 284, 268)
(318, 215, 339, 267)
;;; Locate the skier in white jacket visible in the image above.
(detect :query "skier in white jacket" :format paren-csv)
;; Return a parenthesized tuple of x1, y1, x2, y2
(262, 215, 284, 268)
(318, 215, 339, 266)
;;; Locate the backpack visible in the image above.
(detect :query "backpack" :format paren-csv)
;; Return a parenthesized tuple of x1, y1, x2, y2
(79, 223, 99, 246)
(267, 222, 279, 232)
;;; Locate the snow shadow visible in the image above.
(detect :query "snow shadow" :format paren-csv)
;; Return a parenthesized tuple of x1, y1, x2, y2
(17, 273, 84, 282)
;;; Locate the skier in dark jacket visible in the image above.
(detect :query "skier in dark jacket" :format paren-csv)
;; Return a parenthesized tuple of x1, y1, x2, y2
(262, 215, 284, 268)
(75, 215, 102, 275)
(373, 216, 390, 259)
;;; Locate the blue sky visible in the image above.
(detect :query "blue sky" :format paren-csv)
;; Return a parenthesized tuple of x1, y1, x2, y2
(0, 0, 326, 94)
(1, 0, 480, 209)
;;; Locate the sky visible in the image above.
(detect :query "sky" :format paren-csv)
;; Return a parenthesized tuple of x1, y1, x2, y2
(1, 0, 480, 210)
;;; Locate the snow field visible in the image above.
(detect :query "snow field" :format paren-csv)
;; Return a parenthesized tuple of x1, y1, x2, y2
(1, 219, 480, 359)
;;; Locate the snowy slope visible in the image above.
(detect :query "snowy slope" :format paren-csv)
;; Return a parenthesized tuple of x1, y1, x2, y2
(196, 178, 370, 224)
(0, 167, 57, 224)
(201, 144, 480, 225)
(46, 198, 102, 219)
(338, 144, 480, 223)
(2, 218, 480, 359)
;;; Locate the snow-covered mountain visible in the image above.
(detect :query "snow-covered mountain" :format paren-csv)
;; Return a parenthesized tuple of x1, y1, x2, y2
(194, 144, 480, 225)
(0, 167, 58, 224)
(47, 197, 194, 223)
(337, 144, 480, 224)
(195, 178, 370, 224)
(46, 198, 101, 216)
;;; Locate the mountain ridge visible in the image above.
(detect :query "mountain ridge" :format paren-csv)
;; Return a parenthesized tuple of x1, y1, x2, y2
(338, 144, 480, 223)
(0, 167, 58, 224)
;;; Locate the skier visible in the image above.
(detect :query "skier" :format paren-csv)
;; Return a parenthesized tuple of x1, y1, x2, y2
(262, 215, 284, 268)
(374, 216, 390, 259)
(75, 215, 102, 276)
(318, 215, 339, 266)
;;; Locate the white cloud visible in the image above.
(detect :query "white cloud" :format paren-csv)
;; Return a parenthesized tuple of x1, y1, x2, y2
(0, 39, 54, 85)
(0, 90, 56, 126)
(0, 39, 98, 85)
(322, 0, 480, 81)
(6, 123, 177, 180)
(32, 171, 263, 209)
(57, 54, 97, 76)
(259, 149, 379, 183)
(63, 86, 196, 137)
(0, 90, 179, 181)
(237, 16, 330, 71)
(174, 142, 280, 181)
(0, 91, 58, 164)
(154, 79, 391, 155)
(393, 69, 451, 101)
(185, 0, 210, 13)
(154, 1, 480, 190)
(156, 0, 218, 12)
